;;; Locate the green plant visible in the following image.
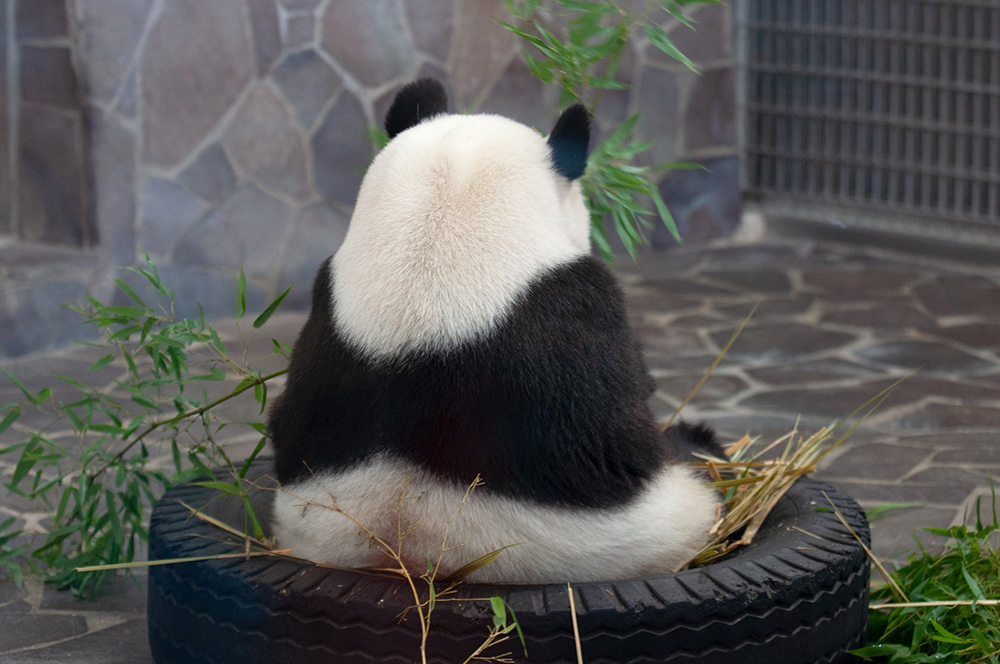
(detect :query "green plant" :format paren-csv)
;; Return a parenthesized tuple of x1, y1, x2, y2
(851, 489, 1000, 663)
(502, 0, 718, 260)
(0, 254, 290, 597)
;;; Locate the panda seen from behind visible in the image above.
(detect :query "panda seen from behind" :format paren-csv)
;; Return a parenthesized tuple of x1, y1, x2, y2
(268, 79, 721, 583)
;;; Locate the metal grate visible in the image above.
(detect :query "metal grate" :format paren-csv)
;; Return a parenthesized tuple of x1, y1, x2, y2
(739, 0, 1000, 235)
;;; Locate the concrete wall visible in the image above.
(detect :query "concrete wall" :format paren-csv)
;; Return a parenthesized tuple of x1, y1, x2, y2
(0, 0, 738, 357)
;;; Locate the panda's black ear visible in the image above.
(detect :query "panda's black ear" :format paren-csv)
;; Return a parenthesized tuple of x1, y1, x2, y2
(384, 78, 448, 139)
(547, 104, 591, 180)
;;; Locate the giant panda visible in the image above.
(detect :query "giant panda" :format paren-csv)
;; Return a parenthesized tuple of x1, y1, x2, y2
(267, 79, 721, 583)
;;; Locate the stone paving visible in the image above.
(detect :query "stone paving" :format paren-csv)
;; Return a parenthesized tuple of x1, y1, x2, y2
(1, 237, 999, 661)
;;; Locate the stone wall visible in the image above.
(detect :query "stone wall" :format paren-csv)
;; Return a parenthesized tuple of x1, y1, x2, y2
(0, 0, 738, 357)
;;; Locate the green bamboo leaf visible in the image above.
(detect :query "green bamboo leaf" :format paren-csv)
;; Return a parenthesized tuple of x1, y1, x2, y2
(644, 24, 697, 73)
(849, 644, 909, 657)
(649, 186, 681, 243)
(654, 161, 708, 171)
(191, 481, 241, 496)
(558, 0, 616, 12)
(114, 278, 146, 307)
(590, 216, 614, 262)
(962, 567, 986, 601)
(88, 354, 115, 372)
(243, 495, 265, 539)
(104, 306, 150, 318)
(236, 266, 247, 319)
(122, 351, 139, 380)
(130, 394, 157, 409)
(587, 76, 628, 89)
(33, 387, 52, 405)
(498, 21, 548, 49)
(63, 407, 84, 432)
(253, 286, 291, 329)
(53, 375, 88, 389)
(171, 440, 182, 474)
(929, 619, 967, 644)
(523, 51, 555, 83)
(139, 317, 156, 344)
(272, 339, 293, 357)
(4, 371, 35, 404)
(188, 367, 226, 382)
(865, 502, 923, 520)
(0, 406, 20, 437)
(89, 424, 125, 434)
(257, 382, 267, 414)
(10, 455, 38, 489)
(969, 628, 997, 664)
(661, 1, 695, 29)
(239, 437, 268, 478)
(490, 596, 506, 628)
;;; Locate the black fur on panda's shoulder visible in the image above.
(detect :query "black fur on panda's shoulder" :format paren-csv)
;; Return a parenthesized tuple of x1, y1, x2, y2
(268, 254, 688, 509)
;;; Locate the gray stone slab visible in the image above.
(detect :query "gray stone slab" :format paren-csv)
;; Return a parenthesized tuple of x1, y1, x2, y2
(282, 13, 315, 48)
(480, 57, 551, 129)
(16, 0, 68, 39)
(914, 275, 1000, 318)
(272, 49, 342, 130)
(656, 373, 750, 406)
(886, 404, 1000, 432)
(19, 46, 77, 109)
(4, 618, 151, 663)
(746, 358, 883, 386)
(141, 0, 253, 167)
(701, 269, 792, 294)
(450, 0, 515, 108)
(822, 443, 932, 482)
(40, 577, 146, 613)
(139, 177, 205, 259)
(320, 0, 411, 87)
(820, 480, 976, 507)
(652, 157, 742, 246)
(173, 184, 293, 280)
(0, 613, 88, 652)
(711, 323, 856, 361)
(176, 143, 238, 206)
(18, 105, 90, 247)
(404, 0, 454, 63)
(89, 110, 138, 266)
(247, 0, 281, 75)
(855, 341, 994, 375)
(75, 0, 153, 102)
(683, 68, 735, 152)
(868, 506, 960, 559)
(311, 91, 371, 206)
(0, 0, 7, 236)
(223, 84, 311, 201)
(636, 67, 680, 166)
(277, 204, 349, 309)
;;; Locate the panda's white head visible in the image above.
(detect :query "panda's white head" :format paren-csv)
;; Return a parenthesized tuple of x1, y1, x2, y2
(332, 79, 594, 360)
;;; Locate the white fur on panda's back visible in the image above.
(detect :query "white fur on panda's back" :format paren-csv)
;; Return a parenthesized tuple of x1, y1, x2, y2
(271, 460, 717, 583)
(332, 114, 592, 360)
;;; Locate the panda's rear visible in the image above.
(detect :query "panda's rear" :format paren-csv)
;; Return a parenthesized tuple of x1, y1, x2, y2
(268, 79, 720, 583)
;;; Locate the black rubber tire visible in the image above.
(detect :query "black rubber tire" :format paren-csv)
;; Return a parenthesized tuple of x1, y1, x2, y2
(148, 457, 870, 664)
